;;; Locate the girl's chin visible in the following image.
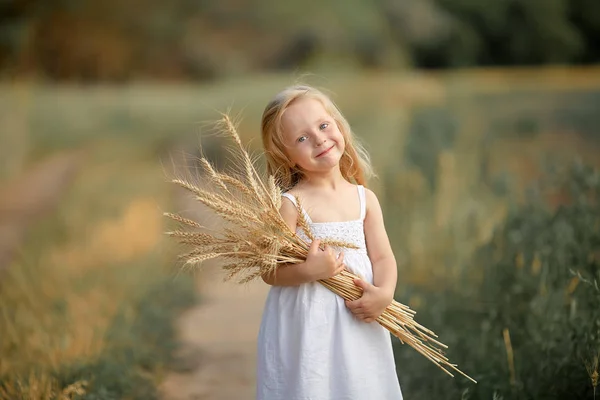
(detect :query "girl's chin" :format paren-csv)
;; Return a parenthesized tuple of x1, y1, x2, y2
(308, 157, 342, 171)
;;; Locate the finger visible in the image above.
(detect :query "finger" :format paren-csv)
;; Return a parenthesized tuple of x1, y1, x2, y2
(364, 317, 375, 323)
(336, 252, 344, 267)
(353, 278, 372, 292)
(345, 299, 357, 307)
(331, 265, 343, 277)
(334, 261, 343, 275)
(345, 300, 363, 312)
(349, 297, 364, 307)
(309, 239, 321, 254)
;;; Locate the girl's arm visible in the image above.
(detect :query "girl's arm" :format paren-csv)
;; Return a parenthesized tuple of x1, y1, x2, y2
(345, 188, 397, 322)
(262, 260, 312, 286)
(362, 188, 398, 298)
(261, 197, 344, 286)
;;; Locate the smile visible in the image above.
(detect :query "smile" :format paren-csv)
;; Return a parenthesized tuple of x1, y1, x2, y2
(315, 145, 335, 158)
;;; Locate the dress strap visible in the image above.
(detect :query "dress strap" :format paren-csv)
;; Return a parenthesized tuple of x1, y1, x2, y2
(281, 192, 297, 206)
(358, 185, 366, 220)
(281, 192, 313, 223)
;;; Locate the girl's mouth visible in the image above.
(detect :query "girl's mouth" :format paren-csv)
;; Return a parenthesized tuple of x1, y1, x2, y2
(316, 145, 335, 158)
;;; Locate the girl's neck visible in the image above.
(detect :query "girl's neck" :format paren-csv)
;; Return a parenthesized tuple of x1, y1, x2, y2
(297, 168, 348, 191)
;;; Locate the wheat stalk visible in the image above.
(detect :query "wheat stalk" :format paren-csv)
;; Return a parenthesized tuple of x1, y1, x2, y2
(586, 353, 599, 400)
(165, 115, 476, 383)
(59, 380, 88, 400)
(503, 328, 517, 387)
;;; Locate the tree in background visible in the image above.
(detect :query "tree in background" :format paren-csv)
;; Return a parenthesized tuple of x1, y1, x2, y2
(1, 0, 599, 81)
(390, 0, 600, 68)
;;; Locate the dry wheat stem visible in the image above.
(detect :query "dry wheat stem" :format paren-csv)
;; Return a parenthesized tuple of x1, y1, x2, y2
(218, 173, 250, 192)
(163, 212, 205, 229)
(586, 353, 599, 400)
(319, 273, 477, 383)
(165, 114, 476, 384)
(221, 114, 274, 211)
(199, 158, 228, 191)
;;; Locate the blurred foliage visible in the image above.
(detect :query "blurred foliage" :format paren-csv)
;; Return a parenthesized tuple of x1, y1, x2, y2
(385, 0, 600, 68)
(404, 106, 457, 190)
(0, 277, 195, 399)
(1, 0, 600, 81)
(1, 69, 600, 398)
(393, 162, 600, 399)
(0, 136, 197, 398)
(54, 278, 196, 400)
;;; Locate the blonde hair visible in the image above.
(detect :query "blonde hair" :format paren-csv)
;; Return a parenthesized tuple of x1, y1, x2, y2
(261, 84, 374, 191)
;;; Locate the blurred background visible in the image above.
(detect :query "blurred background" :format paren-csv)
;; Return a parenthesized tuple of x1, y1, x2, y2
(1, 1, 599, 399)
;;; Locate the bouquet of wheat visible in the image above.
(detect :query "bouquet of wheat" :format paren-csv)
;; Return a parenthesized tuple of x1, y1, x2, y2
(165, 115, 476, 383)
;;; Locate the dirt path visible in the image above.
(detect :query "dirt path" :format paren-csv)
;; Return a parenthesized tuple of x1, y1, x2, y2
(160, 268, 269, 400)
(159, 145, 270, 399)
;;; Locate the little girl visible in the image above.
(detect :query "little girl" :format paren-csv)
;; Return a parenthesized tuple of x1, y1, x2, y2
(256, 85, 403, 399)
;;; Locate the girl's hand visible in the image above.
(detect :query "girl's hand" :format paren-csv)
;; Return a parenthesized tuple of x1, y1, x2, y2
(345, 278, 392, 323)
(302, 239, 345, 281)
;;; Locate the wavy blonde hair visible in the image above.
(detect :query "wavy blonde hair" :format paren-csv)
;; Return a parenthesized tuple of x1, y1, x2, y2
(261, 85, 373, 191)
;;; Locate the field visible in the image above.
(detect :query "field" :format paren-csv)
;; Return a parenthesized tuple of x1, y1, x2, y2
(1, 67, 599, 399)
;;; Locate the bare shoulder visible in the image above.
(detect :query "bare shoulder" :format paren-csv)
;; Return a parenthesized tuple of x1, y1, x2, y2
(364, 187, 382, 213)
(280, 195, 298, 215)
(286, 186, 310, 207)
(364, 187, 378, 200)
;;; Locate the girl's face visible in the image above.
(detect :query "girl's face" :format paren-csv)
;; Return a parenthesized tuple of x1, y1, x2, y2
(280, 97, 345, 175)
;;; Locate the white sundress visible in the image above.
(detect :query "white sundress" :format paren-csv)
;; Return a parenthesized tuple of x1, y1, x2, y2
(256, 185, 403, 400)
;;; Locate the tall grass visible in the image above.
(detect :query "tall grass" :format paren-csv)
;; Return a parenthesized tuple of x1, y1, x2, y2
(393, 162, 600, 399)
(0, 142, 195, 399)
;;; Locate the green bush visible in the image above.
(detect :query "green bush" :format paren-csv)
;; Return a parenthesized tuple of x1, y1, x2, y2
(404, 107, 458, 191)
(395, 162, 600, 399)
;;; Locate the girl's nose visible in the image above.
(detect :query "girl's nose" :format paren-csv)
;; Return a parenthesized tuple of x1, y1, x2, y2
(314, 136, 326, 147)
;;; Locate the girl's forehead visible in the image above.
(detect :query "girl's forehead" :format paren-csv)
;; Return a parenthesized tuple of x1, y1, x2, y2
(282, 97, 329, 124)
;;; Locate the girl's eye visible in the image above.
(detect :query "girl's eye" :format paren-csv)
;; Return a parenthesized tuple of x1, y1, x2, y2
(298, 136, 308, 143)
(319, 123, 329, 130)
